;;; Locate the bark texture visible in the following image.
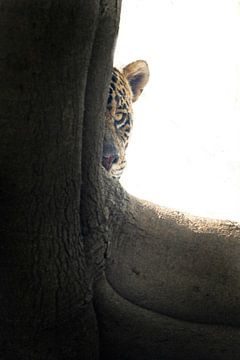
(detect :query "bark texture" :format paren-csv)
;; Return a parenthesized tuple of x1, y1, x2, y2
(94, 175, 240, 359)
(0, 1, 120, 359)
(1, 1, 240, 360)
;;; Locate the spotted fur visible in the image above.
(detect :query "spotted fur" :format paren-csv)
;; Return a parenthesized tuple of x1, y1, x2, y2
(102, 60, 149, 179)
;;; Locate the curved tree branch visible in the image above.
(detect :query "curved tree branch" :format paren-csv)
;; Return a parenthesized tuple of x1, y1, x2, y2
(94, 171, 240, 358)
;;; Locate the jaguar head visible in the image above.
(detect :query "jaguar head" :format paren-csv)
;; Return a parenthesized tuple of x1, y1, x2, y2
(102, 60, 149, 179)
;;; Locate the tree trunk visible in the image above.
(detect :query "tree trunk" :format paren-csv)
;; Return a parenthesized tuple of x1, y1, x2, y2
(1, 1, 240, 360)
(0, 1, 120, 359)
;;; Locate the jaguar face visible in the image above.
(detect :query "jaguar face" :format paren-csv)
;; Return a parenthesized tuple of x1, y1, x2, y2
(102, 60, 149, 179)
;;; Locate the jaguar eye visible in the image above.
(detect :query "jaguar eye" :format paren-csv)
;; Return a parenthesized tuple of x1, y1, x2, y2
(115, 113, 123, 121)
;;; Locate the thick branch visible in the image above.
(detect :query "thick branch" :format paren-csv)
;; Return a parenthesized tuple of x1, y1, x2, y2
(94, 170, 240, 358)
(107, 181, 240, 326)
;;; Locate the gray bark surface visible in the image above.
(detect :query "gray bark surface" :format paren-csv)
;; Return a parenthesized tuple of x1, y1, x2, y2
(94, 174, 240, 359)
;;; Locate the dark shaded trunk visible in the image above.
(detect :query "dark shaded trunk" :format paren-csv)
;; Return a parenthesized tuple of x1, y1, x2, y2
(1, 1, 240, 360)
(0, 1, 120, 358)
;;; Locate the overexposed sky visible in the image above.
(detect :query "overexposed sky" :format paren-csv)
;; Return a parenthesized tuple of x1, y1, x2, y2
(115, 0, 240, 222)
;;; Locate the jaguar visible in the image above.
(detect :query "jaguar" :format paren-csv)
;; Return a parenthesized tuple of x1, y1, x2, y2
(102, 60, 149, 179)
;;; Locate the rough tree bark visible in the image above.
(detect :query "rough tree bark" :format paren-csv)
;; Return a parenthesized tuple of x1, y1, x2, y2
(95, 177, 240, 359)
(1, 1, 240, 360)
(0, 1, 120, 359)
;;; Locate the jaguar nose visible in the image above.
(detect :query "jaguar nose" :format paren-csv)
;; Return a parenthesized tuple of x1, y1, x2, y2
(102, 153, 119, 171)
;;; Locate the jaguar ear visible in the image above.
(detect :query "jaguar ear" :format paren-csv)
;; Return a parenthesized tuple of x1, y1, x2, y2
(123, 60, 149, 102)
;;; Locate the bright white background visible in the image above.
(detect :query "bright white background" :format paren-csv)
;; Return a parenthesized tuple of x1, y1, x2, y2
(115, 0, 240, 222)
